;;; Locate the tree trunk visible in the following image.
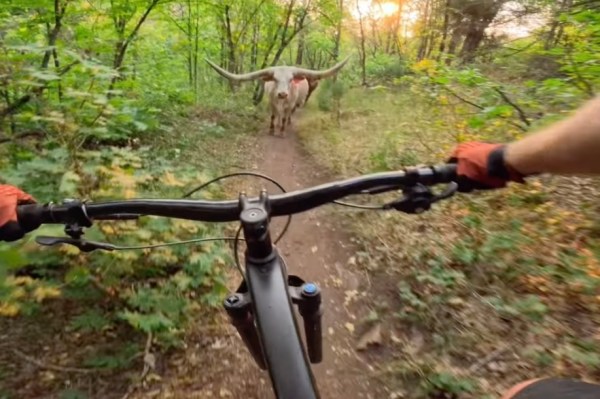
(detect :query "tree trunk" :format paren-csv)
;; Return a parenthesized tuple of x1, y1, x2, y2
(253, 0, 308, 104)
(459, 0, 506, 63)
(549, 0, 573, 48)
(436, 0, 451, 61)
(356, 0, 367, 87)
(416, 0, 432, 61)
(330, 0, 344, 123)
(295, 28, 305, 65)
(109, 0, 160, 94)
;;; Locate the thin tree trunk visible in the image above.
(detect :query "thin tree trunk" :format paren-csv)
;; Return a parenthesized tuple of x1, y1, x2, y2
(416, 0, 432, 61)
(296, 28, 305, 65)
(331, 0, 344, 123)
(459, 0, 506, 62)
(109, 0, 160, 94)
(437, 0, 451, 61)
(356, 0, 367, 87)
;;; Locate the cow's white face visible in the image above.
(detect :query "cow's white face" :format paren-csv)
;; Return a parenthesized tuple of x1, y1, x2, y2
(268, 68, 304, 99)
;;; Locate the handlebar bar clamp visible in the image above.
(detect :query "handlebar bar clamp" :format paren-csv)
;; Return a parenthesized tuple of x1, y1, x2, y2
(60, 200, 93, 238)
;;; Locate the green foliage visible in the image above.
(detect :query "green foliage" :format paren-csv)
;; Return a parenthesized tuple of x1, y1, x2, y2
(58, 389, 88, 399)
(366, 53, 409, 83)
(316, 79, 347, 112)
(70, 309, 112, 333)
(369, 131, 418, 171)
(0, 146, 230, 343)
(83, 343, 139, 370)
(488, 295, 548, 322)
(420, 371, 477, 397)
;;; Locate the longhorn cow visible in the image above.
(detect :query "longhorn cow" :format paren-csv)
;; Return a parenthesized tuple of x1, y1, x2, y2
(205, 57, 349, 137)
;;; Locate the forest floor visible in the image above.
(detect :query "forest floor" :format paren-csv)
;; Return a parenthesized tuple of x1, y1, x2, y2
(134, 112, 390, 399)
(0, 107, 389, 399)
(3, 88, 600, 399)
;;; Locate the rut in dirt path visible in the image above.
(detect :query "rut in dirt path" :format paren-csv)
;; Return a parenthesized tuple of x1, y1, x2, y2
(229, 131, 386, 399)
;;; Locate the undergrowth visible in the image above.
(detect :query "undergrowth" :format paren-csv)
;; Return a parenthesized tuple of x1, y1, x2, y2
(299, 84, 600, 398)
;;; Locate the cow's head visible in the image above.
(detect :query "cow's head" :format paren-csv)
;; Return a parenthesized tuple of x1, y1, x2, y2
(205, 57, 350, 100)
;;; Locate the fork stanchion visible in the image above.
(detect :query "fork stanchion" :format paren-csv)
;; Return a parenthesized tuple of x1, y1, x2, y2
(223, 292, 267, 370)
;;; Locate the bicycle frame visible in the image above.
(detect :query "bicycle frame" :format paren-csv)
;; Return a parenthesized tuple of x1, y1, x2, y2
(229, 191, 320, 398)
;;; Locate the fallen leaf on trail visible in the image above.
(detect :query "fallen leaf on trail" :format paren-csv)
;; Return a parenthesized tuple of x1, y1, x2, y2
(345, 322, 355, 333)
(331, 277, 343, 288)
(447, 297, 465, 307)
(405, 327, 425, 355)
(356, 323, 382, 351)
(344, 290, 359, 305)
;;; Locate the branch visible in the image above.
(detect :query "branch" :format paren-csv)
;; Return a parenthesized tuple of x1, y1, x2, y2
(501, 39, 540, 57)
(41, 0, 70, 69)
(13, 349, 96, 374)
(116, 0, 161, 69)
(0, 94, 32, 119)
(468, 346, 510, 373)
(0, 60, 79, 119)
(234, 0, 267, 45)
(163, 8, 189, 36)
(442, 86, 528, 132)
(493, 87, 531, 126)
(120, 332, 155, 399)
(0, 130, 47, 144)
(565, 45, 596, 98)
(442, 86, 484, 110)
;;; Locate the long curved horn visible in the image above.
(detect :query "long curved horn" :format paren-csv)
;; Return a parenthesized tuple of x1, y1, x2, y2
(205, 59, 273, 81)
(292, 56, 351, 80)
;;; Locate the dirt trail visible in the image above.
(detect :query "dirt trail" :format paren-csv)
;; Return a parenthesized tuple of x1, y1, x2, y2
(246, 132, 383, 398)
(148, 126, 387, 399)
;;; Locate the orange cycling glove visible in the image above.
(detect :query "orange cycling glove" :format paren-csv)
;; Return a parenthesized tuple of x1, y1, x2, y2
(449, 142, 525, 191)
(0, 185, 37, 241)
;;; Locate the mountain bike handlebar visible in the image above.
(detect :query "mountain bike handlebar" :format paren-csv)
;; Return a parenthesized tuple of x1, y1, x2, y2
(17, 164, 457, 227)
(14, 163, 458, 399)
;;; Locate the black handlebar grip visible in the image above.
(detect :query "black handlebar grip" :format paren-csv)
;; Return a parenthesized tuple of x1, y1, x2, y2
(16, 204, 47, 231)
(432, 163, 458, 183)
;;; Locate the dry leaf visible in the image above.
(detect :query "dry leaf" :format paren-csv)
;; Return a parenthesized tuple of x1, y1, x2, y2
(345, 322, 355, 333)
(356, 323, 382, 351)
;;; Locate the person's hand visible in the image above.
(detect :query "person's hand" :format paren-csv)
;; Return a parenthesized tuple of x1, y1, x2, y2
(0, 185, 37, 242)
(448, 142, 525, 192)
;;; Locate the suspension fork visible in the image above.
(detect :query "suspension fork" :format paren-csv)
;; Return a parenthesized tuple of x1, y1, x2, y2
(223, 190, 323, 398)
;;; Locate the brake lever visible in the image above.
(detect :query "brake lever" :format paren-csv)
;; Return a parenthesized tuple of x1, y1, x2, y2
(383, 182, 458, 214)
(36, 236, 116, 252)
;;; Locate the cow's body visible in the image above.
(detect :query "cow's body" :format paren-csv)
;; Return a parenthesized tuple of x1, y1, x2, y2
(205, 57, 349, 138)
(264, 78, 309, 136)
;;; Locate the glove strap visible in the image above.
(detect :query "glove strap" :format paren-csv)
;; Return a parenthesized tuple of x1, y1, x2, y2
(488, 145, 526, 182)
(488, 145, 510, 179)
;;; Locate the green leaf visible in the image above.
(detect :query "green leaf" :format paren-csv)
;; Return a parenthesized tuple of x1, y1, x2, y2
(0, 248, 27, 270)
(70, 309, 111, 332)
(483, 104, 513, 118)
(30, 70, 60, 81)
(133, 121, 148, 131)
(59, 389, 88, 399)
(467, 116, 485, 129)
(119, 310, 174, 333)
(59, 171, 81, 195)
